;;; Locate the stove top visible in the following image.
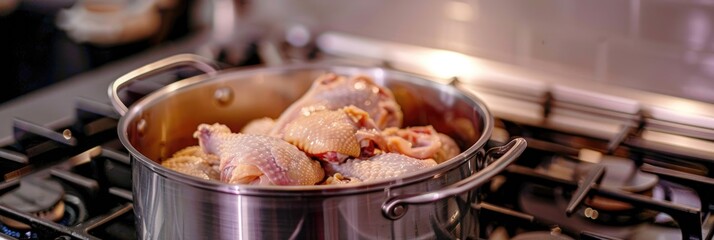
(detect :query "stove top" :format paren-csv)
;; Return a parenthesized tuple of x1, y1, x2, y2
(0, 32, 713, 239)
(478, 118, 714, 239)
(0, 97, 134, 239)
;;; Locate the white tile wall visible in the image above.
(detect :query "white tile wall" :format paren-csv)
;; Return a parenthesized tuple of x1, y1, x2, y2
(516, 0, 631, 36)
(640, 1, 714, 51)
(517, 26, 602, 77)
(251, 0, 714, 103)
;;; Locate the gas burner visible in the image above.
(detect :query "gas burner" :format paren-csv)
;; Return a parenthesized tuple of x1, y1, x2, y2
(0, 178, 65, 229)
(536, 156, 663, 225)
(572, 156, 660, 224)
(518, 184, 646, 239)
(574, 191, 660, 225)
(0, 99, 137, 239)
(0, 177, 89, 239)
(575, 156, 659, 194)
(0, 146, 131, 239)
(494, 162, 713, 240)
(0, 200, 78, 239)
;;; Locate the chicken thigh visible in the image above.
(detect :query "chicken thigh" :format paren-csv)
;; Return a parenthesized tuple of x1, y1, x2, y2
(282, 106, 386, 163)
(270, 73, 403, 135)
(194, 123, 324, 185)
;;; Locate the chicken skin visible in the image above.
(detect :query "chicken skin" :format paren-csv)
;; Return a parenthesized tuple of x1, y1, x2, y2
(282, 106, 385, 163)
(325, 153, 437, 182)
(194, 123, 324, 185)
(162, 73, 466, 186)
(270, 73, 403, 135)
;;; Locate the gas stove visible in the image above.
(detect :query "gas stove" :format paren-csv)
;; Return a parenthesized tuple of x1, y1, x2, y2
(1, 27, 714, 239)
(478, 117, 714, 240)
(0, 30, 216, 239)
(0, 98, 133, 239)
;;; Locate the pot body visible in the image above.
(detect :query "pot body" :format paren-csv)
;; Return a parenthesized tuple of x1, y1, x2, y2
(118, 63, 494, 239)
(133, 154, 480, 239)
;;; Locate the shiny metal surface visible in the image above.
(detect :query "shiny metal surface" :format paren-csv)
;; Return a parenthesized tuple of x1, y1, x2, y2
(112, 56, 522, 239)
(109, 54, 219, 116)
(382, 137, 526, 220)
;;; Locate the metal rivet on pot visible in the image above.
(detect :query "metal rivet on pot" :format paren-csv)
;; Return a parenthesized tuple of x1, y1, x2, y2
(62, 129, 72, 140)
(214, 87, 234, 106)
(393, 205, 405, 216)
(137, 119, 147, 134)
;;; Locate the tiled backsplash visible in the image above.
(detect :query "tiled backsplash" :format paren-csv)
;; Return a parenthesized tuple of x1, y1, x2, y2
(249, 0, 714, 103)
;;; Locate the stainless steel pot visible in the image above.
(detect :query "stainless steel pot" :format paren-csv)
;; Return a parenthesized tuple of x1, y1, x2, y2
(109, 54, 526, 239)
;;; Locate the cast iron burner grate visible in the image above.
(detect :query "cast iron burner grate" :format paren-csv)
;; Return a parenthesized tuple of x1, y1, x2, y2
(0, 98, 135, 240)
(480, 116, 714, 240)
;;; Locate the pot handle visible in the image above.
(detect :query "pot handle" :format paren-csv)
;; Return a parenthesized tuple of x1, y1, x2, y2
(381, 137, 526, 220)
(108, 54, 218, 116)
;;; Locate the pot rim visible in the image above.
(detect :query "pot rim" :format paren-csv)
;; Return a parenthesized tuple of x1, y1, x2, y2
(117, 63, 494, 197)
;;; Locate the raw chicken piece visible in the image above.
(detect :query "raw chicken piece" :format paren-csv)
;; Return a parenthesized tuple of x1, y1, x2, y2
(172, 145, 220, 171)
(434, 133, 460, 163)
(270, 73, 403, 135)
(282, 106, 386, 163)
(194, 123, 324, 185)
(240, 117, 276, 135)
(324, 173, 361, 185)
(326, 153, 437, 182)
(382, 126, 442, 160)
(162, 156, 220, 180)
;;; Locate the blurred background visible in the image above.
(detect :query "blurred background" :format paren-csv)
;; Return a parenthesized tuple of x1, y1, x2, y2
(2, 0, 714, 104)
(0, 0, 194, 103)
